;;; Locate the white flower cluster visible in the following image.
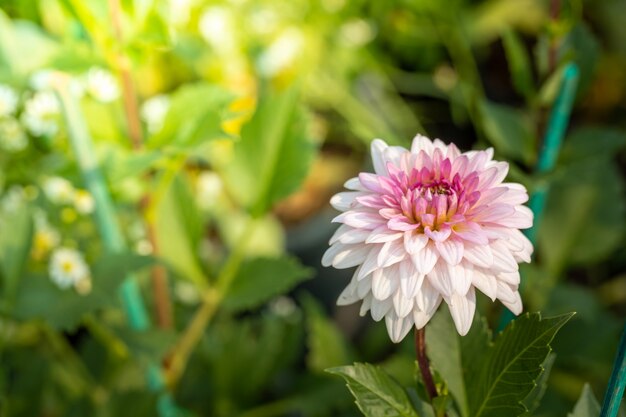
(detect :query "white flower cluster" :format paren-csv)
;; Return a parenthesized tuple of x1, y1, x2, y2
(42, 177, 95, 214)
(140, 94, 170, 134)
(0, 84, 28, 152)
(49, 247, 91, 293)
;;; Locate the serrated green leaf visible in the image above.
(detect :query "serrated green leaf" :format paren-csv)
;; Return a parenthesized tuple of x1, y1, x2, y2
(567, 384, 601, 417)
(149, 82, 234, 149)
(327, 363, 419, 417)
(479, 100, 535, 165)
(521, 353, 555, 415)
(222, 257, 313, 312)
(303, 295, 351, 373)
(223, 86, 317, 216)
(502, 29, 534, 99)
(469, 312, 574, 417)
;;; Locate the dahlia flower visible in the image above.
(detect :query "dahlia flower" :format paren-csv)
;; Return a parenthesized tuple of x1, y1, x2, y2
(322, 135, 533, 341)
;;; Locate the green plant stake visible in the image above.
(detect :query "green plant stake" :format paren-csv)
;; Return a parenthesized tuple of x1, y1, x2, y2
(498, 63, 579, 331)
(600, 324, 626, 417)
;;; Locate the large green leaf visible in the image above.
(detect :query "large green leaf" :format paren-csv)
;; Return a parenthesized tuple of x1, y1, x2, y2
(479, 100, 535, 165)
(222, 86, 317, 216)
(221, 256, 313, 312)
(148, 82, 234, 149)
(303, 295, 352, 373)
(567, 384, 601, 417)
(521, 353, 555, 414)
(327, 363, 420, 417)
(468, 313, 574, 417)
(0, 204, 33, 309)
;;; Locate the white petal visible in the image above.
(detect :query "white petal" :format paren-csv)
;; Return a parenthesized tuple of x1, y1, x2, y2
(498, 271, 520, 286)
(366, 226, 403, 243)
(496, 206, 533, 229)
(400, 261, 424, 298)
(332, 244, 371, 269)
(333, 211, 384, 229)
(377, 240, 406, 268)
(447, 288, 476, 336)
(413, 295, 442, 328)
(371, 297, 392, 321)
(329, 225, 370, 245)
(426, 261, 454, 297)
(496, 281, 518, 304)
(416, 280, 442, 313)
(404, 231, 428, 254)
(344, 177, 366, 191)
(385, 312, 414, 343)
(337, 279, 359, 306)
(358, 275, 372, 298)
(371, 267, 398, 300)
(472, 269, 498, 301)
(321, 243, 343, 267)
(393, 289, 414, 318)
(463, 244, 494, 268)
(411, 242, 438, 275)
(357, 246, 382, 280)
(359, 295, 372, 316)
(435, 239, 464, 265)
(371, 138, 390, 175)
(330, 191, 365, 211)
(490, 240, 519, 272)
(411, 134, 434, 155)
(501, 290, 523, 315)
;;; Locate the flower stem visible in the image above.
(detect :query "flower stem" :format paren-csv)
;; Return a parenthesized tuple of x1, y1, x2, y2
(415, 327, 438, 401)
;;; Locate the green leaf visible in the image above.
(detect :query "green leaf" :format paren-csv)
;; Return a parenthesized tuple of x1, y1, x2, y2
(479, 100, 535, 165)
(559, 128, 626, 163)
(222, 257, 313, 312)
(538, 158, 626, 273)
(223, 86, 317, 216)
(521, 353, 555, 414)
(327, 363, 420, 417)
(567, 384, 601, 417)
(303, 295, 351, 373)
(560, 23, 600, 98)
(0, 204, 33, 308)
(154, 173, 206, 287)
(502, 29, 534, 99)
(149, 82, 234, 149)
(469, 312, 575, 417)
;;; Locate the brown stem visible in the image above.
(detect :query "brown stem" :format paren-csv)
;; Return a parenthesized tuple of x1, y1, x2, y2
(108, 0, 173, 329)
(415, 327, 438, 401)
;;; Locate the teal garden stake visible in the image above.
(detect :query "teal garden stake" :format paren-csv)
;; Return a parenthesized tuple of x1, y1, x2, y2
(601, 324, 626, 417)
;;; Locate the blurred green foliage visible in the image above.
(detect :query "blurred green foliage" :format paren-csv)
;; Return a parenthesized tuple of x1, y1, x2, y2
(0, 0, 624, 416)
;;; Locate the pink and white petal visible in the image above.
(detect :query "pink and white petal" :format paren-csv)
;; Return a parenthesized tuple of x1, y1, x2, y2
(424, 225, 452, 242)
(388, 217, 420, 231)
(330, 225, 370, 245)
(452, 221, 489, 245)
(435, 238, 464, 265)
(494, 206, 533, 229)
(490, 240, 519, 272)
(344, 177, 366, 191)
(501, 291, 523, 315)
(471, 204, 516, 223)
(411, 242, 439, 275)
(377, 240, 406, 268)
(496, 281, 518, 304)
(371, 138, 390, 176)
(472, 269, 498, 301)
(447, 288, 476, 336)
(463, 244, 494, 268)
(337, 278, 360, 306)
(370, 297, 393, 321)
(385, 312, 414, 343)
(496, 187, 529, 205)
(404, 231, 429, 254)
(393, 290, 414, 318)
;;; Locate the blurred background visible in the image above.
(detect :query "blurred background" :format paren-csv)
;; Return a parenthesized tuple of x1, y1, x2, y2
(0, 0, 624, 416)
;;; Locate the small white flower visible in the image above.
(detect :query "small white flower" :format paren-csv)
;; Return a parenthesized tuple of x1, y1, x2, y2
(21, 91, 60, 137)
(49, 248, 90, 290)
(196, 171, 223, 209)
(84, 67, 120, 103)
(174, 281, 201, 305)
(42, 177, 75, 205)
(140, 94, 170, 134)
(30, 69, 56, 91)
(257, 28, 304, 77)
(0, 84, 19, 117)
(269, 296, 297, 317)
(73, 190, 94, 214)
(32, 214, 61, 260)
(0, 118, 28, 152)
(135, 239, 153, 255)
(199, 6, 236, 51)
